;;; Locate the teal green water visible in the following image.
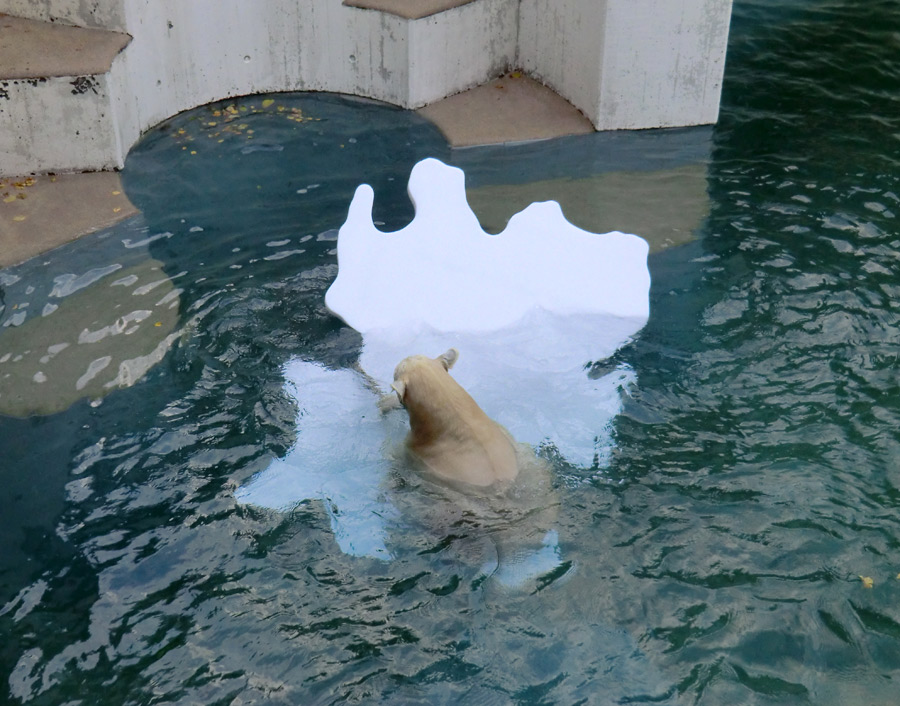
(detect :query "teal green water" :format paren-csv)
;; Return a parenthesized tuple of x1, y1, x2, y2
(3, 1, 900, 703)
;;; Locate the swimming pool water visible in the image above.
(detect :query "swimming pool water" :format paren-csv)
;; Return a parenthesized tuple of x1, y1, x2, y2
(3, 1, 900, 703)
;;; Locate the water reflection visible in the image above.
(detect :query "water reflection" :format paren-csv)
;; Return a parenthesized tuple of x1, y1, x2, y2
(0, 237, 181, 416)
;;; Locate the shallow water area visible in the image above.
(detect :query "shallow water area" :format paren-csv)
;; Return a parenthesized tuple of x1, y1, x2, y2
(4, 1, 900, 702)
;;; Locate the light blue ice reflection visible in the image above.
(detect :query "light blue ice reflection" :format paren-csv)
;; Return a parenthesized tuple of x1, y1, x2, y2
(236, 359, 402, 559)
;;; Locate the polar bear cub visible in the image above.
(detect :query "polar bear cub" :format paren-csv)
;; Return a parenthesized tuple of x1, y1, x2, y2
(388, 348, 519, 487)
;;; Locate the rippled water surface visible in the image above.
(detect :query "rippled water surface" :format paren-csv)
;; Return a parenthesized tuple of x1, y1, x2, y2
(4, 1, 900, 703)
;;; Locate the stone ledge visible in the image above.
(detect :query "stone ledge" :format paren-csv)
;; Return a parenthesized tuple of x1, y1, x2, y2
(0, 14, 130, 79)
(417, 73, 594, 147)
(343, 0, 477, 20)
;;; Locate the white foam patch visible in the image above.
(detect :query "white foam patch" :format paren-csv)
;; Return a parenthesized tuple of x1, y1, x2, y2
(238, 158, 651, 568)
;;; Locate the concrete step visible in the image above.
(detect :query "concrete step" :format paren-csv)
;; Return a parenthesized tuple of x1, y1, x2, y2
(0, 0, 127, 31)
(0, 14, 130, 79)
(0, 14, 131, 174)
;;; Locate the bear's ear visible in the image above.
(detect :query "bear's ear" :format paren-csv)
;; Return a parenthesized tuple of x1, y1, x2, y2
(391, 379, 407, 401)
(438, 348, 458, 371)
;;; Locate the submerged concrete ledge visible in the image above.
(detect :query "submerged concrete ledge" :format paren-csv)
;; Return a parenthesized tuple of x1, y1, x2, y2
(0, 172, 136, 268)
(418, 73, 594, 147)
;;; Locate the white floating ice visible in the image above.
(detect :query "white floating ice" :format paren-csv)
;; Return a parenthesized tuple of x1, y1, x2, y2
(326, 158, 649, 334)
(238, 158, 651, 570)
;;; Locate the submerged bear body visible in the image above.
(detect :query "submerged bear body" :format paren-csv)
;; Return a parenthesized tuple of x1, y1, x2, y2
(382, 348, 565, 586)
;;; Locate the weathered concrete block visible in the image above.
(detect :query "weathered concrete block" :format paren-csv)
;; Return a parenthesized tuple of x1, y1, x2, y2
(0, 75, 120, 173)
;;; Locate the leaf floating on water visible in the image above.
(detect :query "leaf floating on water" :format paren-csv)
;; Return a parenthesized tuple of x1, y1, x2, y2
(262, 98, 275, 108)
(860, 576, 874, 589)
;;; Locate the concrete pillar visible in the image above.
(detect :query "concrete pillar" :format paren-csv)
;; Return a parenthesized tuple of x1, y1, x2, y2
(519, 0, 733, 130)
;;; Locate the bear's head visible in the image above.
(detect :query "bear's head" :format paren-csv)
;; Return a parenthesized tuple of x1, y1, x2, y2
(390, 348, 458, 405)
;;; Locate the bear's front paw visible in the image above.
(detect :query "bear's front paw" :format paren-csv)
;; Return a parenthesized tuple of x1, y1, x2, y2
(377, 391, 402, 413)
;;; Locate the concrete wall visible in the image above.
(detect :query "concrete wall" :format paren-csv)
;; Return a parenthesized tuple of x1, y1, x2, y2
(407, 0, 518, 107)
(518, 0, 607, 127)
(0, 0, 732, 174)
(109, 0, 520, 163)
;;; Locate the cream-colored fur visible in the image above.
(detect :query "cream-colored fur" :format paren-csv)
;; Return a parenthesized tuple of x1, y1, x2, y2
(389, 348, 518, 487)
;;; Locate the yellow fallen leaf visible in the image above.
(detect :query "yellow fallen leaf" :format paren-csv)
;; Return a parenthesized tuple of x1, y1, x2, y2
(3, 195, 16, 203)
(112, 190, 121, 195)
(190, 150, 197, 155)
(13, 215, 26, 222)
(113, 207, 122, 213)
(262, 98, 275, 108)
(860, 576, 874, 589)
(154, 322, 162, 327)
